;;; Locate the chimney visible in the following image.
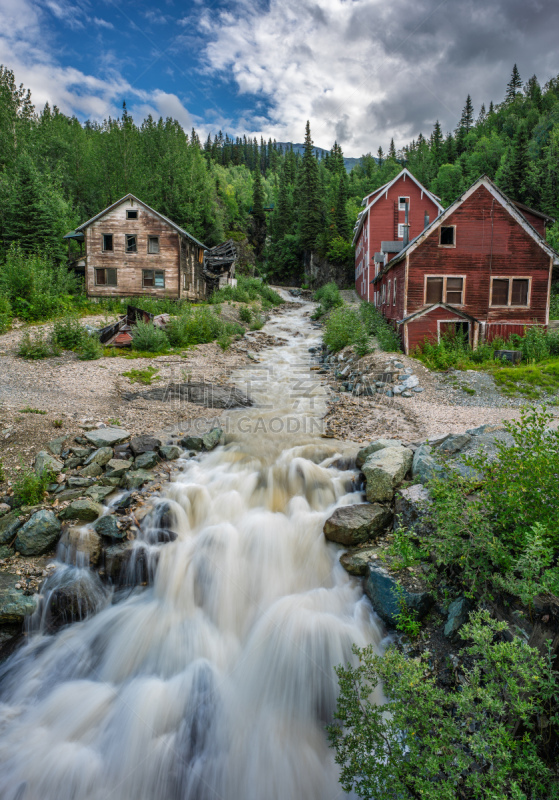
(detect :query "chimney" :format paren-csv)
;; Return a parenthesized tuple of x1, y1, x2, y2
(403, 201, 410, 246)
(424, 211, 429, 230)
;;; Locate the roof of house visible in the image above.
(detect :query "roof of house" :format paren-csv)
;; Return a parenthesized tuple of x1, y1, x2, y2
(374, 175, 559, 281)
(512, 200, 556, 225)
(352, 168, 444, 246)
(381, 241, 404, 253)
(75, 193, 207, 249)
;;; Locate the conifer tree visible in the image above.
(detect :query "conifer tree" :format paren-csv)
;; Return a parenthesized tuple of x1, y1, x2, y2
(459, 95, 474, 132)
(377, 146, 384, 163)
(388, 138, 397, 159)
(298, 121, 321, 252)
(506, 64, 522, 102)
(334, 171, 351, 239)
(250, 167, 266, 259)
(430, 120, 444, 169)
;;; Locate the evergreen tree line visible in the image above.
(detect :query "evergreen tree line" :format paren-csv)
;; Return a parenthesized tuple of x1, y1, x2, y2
(1, 62, 559, 289)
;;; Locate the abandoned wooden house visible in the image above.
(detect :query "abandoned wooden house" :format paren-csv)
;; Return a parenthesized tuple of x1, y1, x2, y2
(64, 195, 236, 302)
(366, 175, 558, 353)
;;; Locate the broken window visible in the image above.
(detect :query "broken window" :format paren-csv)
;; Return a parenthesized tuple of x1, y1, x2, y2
(148, 236, 160, 254)
(125, 234, 137, 253)
(143, 270, 165, 288)
(440, 226, 455, 246)
(426, 277, 443, 303)
(126, 209, 138, 219)
(491, 277, 530, 306)
(398, 196, 410, 211)
(102, 234, 113, 252)
(446, 277, 464, 304)
(95, 268, 117, 286)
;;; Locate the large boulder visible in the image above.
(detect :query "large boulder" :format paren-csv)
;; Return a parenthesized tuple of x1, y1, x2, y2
(324, 504, 393, 546)
(14, 510, 61, 555)
(66, 527, 102, 566)
(0, 588, 37, 623)
(159, 445, 182, 461)
(105, 459, 133, 478)
(43, 569, 108, 629)
(411, 444, 443, 484)
(362, 446, 413, 503)
(84, 446, 114, 467)
(180, 435, 204, 450)
(47, 436, 67, 456)
(130, 435, 162, 456)
(356, 439, 403, 469)
(34, 451, 63, 475)
(394, 484, 433, 534)
(438, 434, 472, 455)
(84, 428, 131, 448)
(340, 547, 379, 576)
(202, 428, 223, 451)
(0, 512, 23, 545)
(80, 462, 104, 478)
(121, 469, 152, 490)
(93, 515, 124, 540)
(134, 451, 160, 470)
(58, 499, 103, 522)
(365, 563, 434, 628)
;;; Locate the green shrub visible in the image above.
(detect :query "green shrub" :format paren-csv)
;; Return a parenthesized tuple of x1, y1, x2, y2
(166, 307, 243, 347)
(359, 302, 401, 352)
(131, 320, 170, 352)
(249, 313, 264, 331)
(13, 465, 54, 506)
(329, 611, 559, 800)
(210, 276, 283, 306)
(17, 330, 58, 359)
(0, 296, 12, 333)
(77, 334, 103, 360)
(51, 316, 87, 350)
(239, 306, 252, 323)
(312, 282, 343, 318)
(323, 306, 364, 352)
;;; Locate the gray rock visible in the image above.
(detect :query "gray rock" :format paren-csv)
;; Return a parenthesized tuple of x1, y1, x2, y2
(0, 512, 23, 545)
(59, 499, 103, 522)
(0, 503, 11, 518)
(84, 446, 114, 467)
(340, 546, 379, 575)
(99, 476, 122, 487)
(66, 527, 103, 565)
(362, 446, 413, 503)
(394, 485, 433, 534)
(134, 451, 160, 470)
(179, 435, 204, 450)
(43, 570, 107, 629)
(444, 597, 472, 638)
(401, 391, 413, 398)
(130, 435, 162, 456)
(412, 386, 424, 393)
(85, 485, 115, 503)
(55, 489, 85, 502)
(159, 445, 182, 461)
(121, 469, 153, 490)
(0, 588, 37, 623)
(356, 439, 403, 469)
(80, 463, 104, 478)
(392, 386, 403, 395)
(34, 451, 64, 476)
(202, 428, 223, 450)
(70, 447, 94, 459)
(124, 383, 252, 409)
(67, 476, 95, 488)
(47, 436, 67, 456)
(105, 459, 133, 478)
(64, 457, 84, 469)
(93, 515, 124, 540)
(365, 563, 434, 628)
(0, 545, 14, 558)
(438, 433, 472, 455)
(324, 504, 393, 546)
(466, 424, 505, 436)
(400, 374, 419, 390)
(412, 444, 443, 484)
(84, 428, 131, 448)
(14, 510, 61, 555)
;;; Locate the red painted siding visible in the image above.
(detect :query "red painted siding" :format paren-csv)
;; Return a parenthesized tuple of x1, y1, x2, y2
(516, 208, 546, 237)
(405, 306, 467, 352)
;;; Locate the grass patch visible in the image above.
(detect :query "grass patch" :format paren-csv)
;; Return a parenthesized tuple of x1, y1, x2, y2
(19, 407, 47, 414)
(210, 276, 283, 308)
(492, 361, 559, 397)
(122, 366, 160, 385)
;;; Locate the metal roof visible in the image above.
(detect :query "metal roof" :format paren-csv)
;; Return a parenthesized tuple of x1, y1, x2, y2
(75, 194, 207, 249)
(63, 230, 84, 241)
(381, 241, 404, 252)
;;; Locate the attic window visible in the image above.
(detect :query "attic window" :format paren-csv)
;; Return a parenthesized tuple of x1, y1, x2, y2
(440, 226, 455, 246)
(398, 196, 410, 211)
(126, 209, 138, 219)
(102, 234, 113, 252)
(125, 234, 137, 253)
(148, 236, 160, 254)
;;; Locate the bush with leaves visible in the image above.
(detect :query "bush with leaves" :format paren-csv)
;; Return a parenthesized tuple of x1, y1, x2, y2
(17, 330, 58, 359)
(323, 306, 364, 352)
(329, 610, 559, 800)
(359, 302, 401, 352)
(12, 465, 55, 506)
(238, 306, 252, 323)
(312, 282, 343, 318)
(131, 320, 170, 353)
(77, 334, 103, 360)
(0, 296, 12, 333)
(51, 316, 87, 350)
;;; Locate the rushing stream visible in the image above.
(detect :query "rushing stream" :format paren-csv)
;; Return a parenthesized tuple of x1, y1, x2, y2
(0, 300, 385, 800)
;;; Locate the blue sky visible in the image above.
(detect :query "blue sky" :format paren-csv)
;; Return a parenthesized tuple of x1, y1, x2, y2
(1, 0, 558, 156)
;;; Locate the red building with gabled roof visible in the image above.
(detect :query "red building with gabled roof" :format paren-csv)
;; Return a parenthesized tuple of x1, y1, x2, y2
(353, 168, 444, 301)
(369, 175, 558, 353)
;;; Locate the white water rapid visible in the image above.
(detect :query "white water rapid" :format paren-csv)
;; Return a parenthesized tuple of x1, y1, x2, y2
(0, 301, 386, 800)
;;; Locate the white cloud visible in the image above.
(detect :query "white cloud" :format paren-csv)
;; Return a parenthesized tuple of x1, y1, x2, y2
(93, 17, 114, 30)
(199, 0, 559, 156)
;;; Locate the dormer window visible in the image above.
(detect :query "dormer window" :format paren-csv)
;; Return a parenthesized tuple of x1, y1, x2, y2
(127, 209, 138, 220)
(398, 196, 410, 211)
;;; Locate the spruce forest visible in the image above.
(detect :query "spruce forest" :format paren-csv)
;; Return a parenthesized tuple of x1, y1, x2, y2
(1, 62, 559, 294)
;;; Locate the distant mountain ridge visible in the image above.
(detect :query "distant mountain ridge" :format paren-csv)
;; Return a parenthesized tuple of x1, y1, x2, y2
(275, 142, 363, 172)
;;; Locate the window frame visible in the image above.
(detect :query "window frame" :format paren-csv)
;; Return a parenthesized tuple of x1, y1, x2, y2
(439, 225, 456, 248)
(102, 233, 113, 252)
(125, 234, 138, 254)
(147, 235, 160, 255)
(94, 267, 117, 287)
(424, 274, 466, 306)
(398, 196, 410, 211)
(126, 209, 138, 220)
(489, 276, 531, 308)
(142, 269, 165, 289)
(393, 277, 397, 305)
(387, 279, 391, 306)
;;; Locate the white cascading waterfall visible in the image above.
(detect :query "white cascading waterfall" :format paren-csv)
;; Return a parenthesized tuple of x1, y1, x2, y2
(0, 300, 386, 800)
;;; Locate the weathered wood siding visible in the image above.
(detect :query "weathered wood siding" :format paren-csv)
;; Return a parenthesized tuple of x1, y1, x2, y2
(404, 306, 469, 352)
(404, 185, 550, 328)
(516, 208, 546, 237)
(179, 237, 206, 301)
(355, 173, 440, 299)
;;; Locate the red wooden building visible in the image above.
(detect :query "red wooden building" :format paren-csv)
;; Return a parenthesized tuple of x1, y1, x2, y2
(353, 168, 444, 301)
(369, 175, 558, 353)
